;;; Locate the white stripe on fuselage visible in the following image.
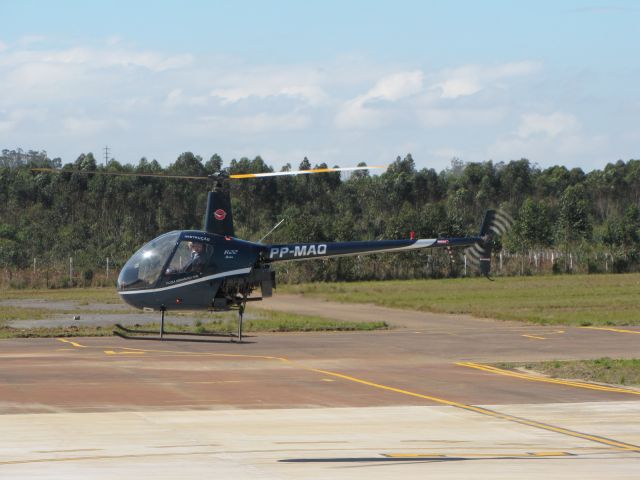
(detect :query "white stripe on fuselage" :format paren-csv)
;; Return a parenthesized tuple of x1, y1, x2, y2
(118, 267, 252, 295)
(329, 239, 438, 255)
(381, 239, 437, 251)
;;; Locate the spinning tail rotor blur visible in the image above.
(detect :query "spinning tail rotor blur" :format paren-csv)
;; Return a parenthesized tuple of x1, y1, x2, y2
(465, 209, 514, 280)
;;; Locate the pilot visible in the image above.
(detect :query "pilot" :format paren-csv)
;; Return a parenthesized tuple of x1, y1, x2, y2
(183, 241, 206, 273)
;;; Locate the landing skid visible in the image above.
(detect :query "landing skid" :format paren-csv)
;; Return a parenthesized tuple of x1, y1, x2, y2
(113, 299, 250, 343)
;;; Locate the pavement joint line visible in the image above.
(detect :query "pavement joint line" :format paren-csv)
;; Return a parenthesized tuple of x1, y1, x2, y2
(455, 362, 640, 396)
(53, 338, 640, 455)
(581, 326, 640, 335)
(302, 366, 640, 454)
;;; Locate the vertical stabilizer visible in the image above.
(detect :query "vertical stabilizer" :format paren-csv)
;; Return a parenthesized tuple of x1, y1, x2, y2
(204, 188, 235, 236)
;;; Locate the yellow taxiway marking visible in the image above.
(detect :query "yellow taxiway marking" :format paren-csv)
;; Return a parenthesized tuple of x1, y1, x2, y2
(53, 339, 640, 454)
(104, 350, 146, 355)
(384, 451, 572, 458)
(56, 338, 87, 348)
(582, 326, 640, 335)
(456, 362, 640, 396)
(183, 380, 242, 384)
(301, 365, 640, 453)
(522, 334, 546, 340)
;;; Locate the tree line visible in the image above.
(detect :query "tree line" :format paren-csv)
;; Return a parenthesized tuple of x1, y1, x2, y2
(1, 148, 639, 287)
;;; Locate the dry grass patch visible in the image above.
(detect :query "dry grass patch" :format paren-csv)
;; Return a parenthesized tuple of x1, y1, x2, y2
(498, 358, 640, 387)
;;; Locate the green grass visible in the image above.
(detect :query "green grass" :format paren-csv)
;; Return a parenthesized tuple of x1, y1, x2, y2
(0, 306, 136, 322)
(3, 273, 639, 326)
(281, 273, 640, 326)
(0, 310, 388, 338)
(497, 358, 640, 387)
(0, 325, 114, 338)
(0, 287, 121, 303)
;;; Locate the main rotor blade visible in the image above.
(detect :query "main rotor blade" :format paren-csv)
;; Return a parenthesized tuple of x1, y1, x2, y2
(229, 165, 385, 179)
(31, 164, 385, 180)
(30, 167, 210, 180)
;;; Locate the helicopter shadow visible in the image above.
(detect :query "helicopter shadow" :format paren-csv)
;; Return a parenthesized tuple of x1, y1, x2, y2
(113, 328, 255, 344)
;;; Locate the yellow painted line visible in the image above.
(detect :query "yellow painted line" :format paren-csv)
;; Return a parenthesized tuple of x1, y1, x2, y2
(532, 451, 571, 457)
(183, 380, 242, 384)
(0, 451, 218, 466)
(456, 362, 640, 396)
(56, 338, 87, 348)
(117, 346, 284, 361)
(104, 350, 146, 355)
(384, 451, 572, 458)
(582, 326, 640, 335)
(60, 341, 640, 454)
(522, 334, 546, 340)
(385, 453, 445, 458)
(302, 365, 640, 453)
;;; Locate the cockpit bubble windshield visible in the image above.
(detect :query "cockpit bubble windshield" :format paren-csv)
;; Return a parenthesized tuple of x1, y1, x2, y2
(117, 232, 180, 290)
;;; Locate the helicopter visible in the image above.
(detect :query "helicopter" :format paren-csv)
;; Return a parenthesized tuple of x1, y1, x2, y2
(32, 165, 511, 341)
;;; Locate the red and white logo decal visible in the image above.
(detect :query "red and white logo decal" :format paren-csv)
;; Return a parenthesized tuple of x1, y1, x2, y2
(214, 209, 227, 221)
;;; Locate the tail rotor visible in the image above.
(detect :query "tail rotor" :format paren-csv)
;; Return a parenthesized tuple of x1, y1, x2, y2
(465, 209, 513, 278)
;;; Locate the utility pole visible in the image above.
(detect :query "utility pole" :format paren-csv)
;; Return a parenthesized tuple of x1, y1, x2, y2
(103, 146, 111, 167)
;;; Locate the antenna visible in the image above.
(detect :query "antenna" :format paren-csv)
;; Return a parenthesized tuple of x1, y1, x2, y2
(258, 218, 286, 243)
(103, 146, 110, 167)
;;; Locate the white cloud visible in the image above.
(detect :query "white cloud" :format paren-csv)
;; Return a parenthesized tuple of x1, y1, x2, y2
(208, 68, 329, 106)
(430, 61, 541, 99)
(0, 107, 49, 134)
(0, 46, 193, 71)
(0, 121, 13, 134)
(364, 71, 424, 102)
(335, 70, 423, 129)
(164, 88, 208, 107)
(63, 116, 128, 135)
(418, 107, 506, 128)
(184, 113, 311, 135)
(2, 39, 622, 171)
(17, 35, 46, 47)
(488, 111, 609, 167)
(335, 62, 539, 130)
(489, 132, 608, 164)
(106, 35, 123, 46)
(435, 77, 481, 99)
(430, 147, 464, 160)
(516, 112, 579, 138)
(334, 98, 387, 129)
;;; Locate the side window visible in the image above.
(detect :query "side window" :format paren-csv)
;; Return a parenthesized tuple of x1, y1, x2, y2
(165, 241, 213, 276)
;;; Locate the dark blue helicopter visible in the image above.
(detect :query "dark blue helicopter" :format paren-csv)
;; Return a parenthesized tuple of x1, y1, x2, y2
(34, 166, 509, 341)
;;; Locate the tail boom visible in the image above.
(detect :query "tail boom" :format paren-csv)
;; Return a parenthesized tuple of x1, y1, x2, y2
(263, 236, 481, 263)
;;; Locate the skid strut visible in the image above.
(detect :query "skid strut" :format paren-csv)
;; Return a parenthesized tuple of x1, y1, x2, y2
(159, 305, 166, 339)
(236, 295, 247, 343)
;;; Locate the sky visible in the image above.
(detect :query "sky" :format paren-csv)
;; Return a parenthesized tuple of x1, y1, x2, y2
(0, 0, 638, 172)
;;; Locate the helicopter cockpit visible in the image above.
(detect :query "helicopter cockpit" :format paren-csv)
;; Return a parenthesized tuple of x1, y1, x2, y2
(117, 231, 215, 291)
